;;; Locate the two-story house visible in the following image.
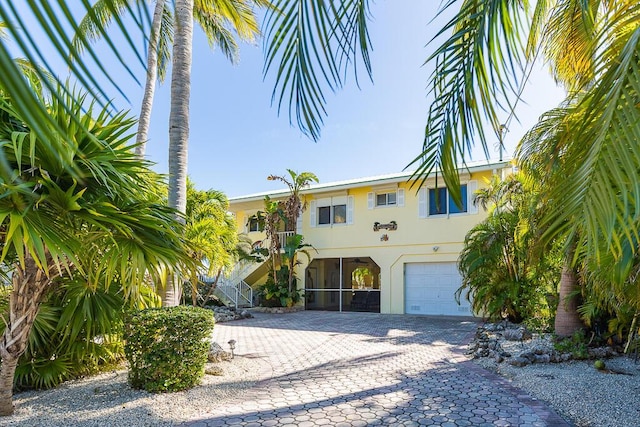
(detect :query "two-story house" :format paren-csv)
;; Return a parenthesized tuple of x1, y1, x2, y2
(228, 160, 512, 316)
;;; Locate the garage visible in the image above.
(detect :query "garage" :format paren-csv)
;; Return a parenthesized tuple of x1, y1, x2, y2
(404, 262, 472, 316)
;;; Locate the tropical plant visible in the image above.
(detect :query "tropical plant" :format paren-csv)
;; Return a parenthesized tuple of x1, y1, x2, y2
(124, 305, 214, 392)
(182, 181, 253, 306)
(6, 275, 159, 391)
(408, 0, 640, 337)
(0, 79, 190, 415)
(456, 174, 561, 328)
(73, 0, 267, 158)
(73, 0, 267, 306)
(263, 170, 318, 292)
(259, 265, 303, 308)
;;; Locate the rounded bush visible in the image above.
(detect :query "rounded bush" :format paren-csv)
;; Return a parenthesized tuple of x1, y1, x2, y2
(123, 306, 215, 392)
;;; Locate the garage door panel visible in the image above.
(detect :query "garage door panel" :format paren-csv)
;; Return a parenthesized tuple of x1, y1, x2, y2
(404, 262, 471, 316)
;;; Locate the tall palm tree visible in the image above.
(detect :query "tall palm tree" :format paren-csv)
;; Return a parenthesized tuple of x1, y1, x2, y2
(74, 0, 264, 157)
(418, 0, 639, 255)
(0, 79, 191, 415)
(75, 0, 265, 305)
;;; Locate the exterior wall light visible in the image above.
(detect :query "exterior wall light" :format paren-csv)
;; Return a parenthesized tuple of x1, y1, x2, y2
(433, 246, 439, 252)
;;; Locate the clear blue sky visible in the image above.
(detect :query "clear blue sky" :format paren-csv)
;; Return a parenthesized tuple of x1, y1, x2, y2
(14, 1, 567, 198)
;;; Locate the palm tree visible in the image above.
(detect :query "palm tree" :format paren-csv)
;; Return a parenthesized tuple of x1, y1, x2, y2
(0, 79, 191, 415)
(413, 0, 639, 234)
(184, 181, 245, 305)
(409, 0, 640, 335)
(73, 0, 264, 157)
(265, 170, 318, 292)
(457, 174, 560, 324)
(74, 0, 265, 306)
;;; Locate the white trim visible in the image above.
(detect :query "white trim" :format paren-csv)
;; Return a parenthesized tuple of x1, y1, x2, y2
(397, 188, 405, 207)
(418, 188, 427, 218)
(347, 195, 354, 224)
(367, 192, 374, 210)
(309, 201, 317, 227)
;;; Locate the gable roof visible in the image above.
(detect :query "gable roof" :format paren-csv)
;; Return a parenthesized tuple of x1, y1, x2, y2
(229, 158, 512, 204)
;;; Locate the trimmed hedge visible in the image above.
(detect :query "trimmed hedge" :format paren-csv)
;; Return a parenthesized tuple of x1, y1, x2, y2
(123, 306, 215, 392)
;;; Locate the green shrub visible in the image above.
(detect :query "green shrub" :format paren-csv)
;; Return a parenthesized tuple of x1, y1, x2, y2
(260, 266, 303, 307)
(554, 329, 589, 359)
(124, 306, 214, 392)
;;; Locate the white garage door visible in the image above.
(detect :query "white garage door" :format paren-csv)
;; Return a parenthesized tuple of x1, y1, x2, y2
(404, 262, 472, 316)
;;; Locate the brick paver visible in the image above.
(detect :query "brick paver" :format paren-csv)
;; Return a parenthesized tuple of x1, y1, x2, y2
(185, 311, 569, 426)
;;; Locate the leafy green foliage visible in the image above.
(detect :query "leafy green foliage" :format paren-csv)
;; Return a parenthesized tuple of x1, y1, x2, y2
(1, 274, 158, 391)
(260, 266, 303, 308)
(182, 180, 250, 306)
(456, 174, 560, 328)
(124, 306, 214, 392)
(262, 170, 318, 293)
(264, 1, 372, 139)
(554, 330, 589, 360)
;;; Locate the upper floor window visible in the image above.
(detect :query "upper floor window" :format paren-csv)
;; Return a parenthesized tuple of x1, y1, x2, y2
(418, 181, 478, 218)
(428, 184, 468, 215)
(368, 188, 404, 209)
(247, 215, 263, 232)
(310, 196, 354, 227)
(376, 192, 396, 206)
(318, 204, 346, 225)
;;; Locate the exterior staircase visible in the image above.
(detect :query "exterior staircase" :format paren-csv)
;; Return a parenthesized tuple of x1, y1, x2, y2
(201, 231, 295, 308)
(199, 272, 253, 309)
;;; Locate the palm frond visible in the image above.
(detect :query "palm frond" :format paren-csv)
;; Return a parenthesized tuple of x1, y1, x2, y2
(409, 0, 529, 205)
(263, 0, 372, 140)
(0, 1, 149, 178)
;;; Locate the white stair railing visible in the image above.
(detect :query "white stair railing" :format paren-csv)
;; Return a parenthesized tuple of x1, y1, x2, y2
(236, 280, 253, 307)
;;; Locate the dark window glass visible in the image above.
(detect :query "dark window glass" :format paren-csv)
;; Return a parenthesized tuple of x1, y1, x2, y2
(387, 192, 397, 205)
(248, 217, 261, 232)
(376, 192, 397, 206)
(318, 206, 331, 224)
(428, 187, 447, 215)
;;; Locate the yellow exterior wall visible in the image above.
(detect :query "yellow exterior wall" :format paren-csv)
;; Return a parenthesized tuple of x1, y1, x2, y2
(229, 165, 510, 314)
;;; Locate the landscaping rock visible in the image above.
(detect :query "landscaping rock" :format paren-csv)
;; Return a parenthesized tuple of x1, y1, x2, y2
(589, 347, 618, 359)
(207, 306, 254, 323)
(208, 342, 232, 362)
(502, 327, 531, 341)
(468, 322, 623, 369)
(509, 356, 530, 367)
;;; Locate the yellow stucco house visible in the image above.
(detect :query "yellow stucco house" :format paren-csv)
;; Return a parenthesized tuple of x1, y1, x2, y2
(228, 160, 512, 316)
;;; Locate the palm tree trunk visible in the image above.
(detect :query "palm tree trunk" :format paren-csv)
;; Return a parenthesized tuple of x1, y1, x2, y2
(0, 355, 18, 416)
(554, 262, 584, 337)
(167, 0, 192, 216)
(0, 255, 52, 415)
(163, 0, 193, 307)
(135, 0, 165, 158)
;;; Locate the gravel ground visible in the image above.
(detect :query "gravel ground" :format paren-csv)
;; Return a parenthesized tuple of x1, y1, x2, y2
(2, 356, 272, 427)
(474, 342, 640, 426)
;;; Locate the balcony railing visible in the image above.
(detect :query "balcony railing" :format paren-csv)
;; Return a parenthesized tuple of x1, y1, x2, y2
(252, 231, 295, 251)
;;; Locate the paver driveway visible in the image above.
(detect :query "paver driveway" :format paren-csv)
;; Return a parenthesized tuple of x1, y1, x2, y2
(187, 311, 569, 427)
